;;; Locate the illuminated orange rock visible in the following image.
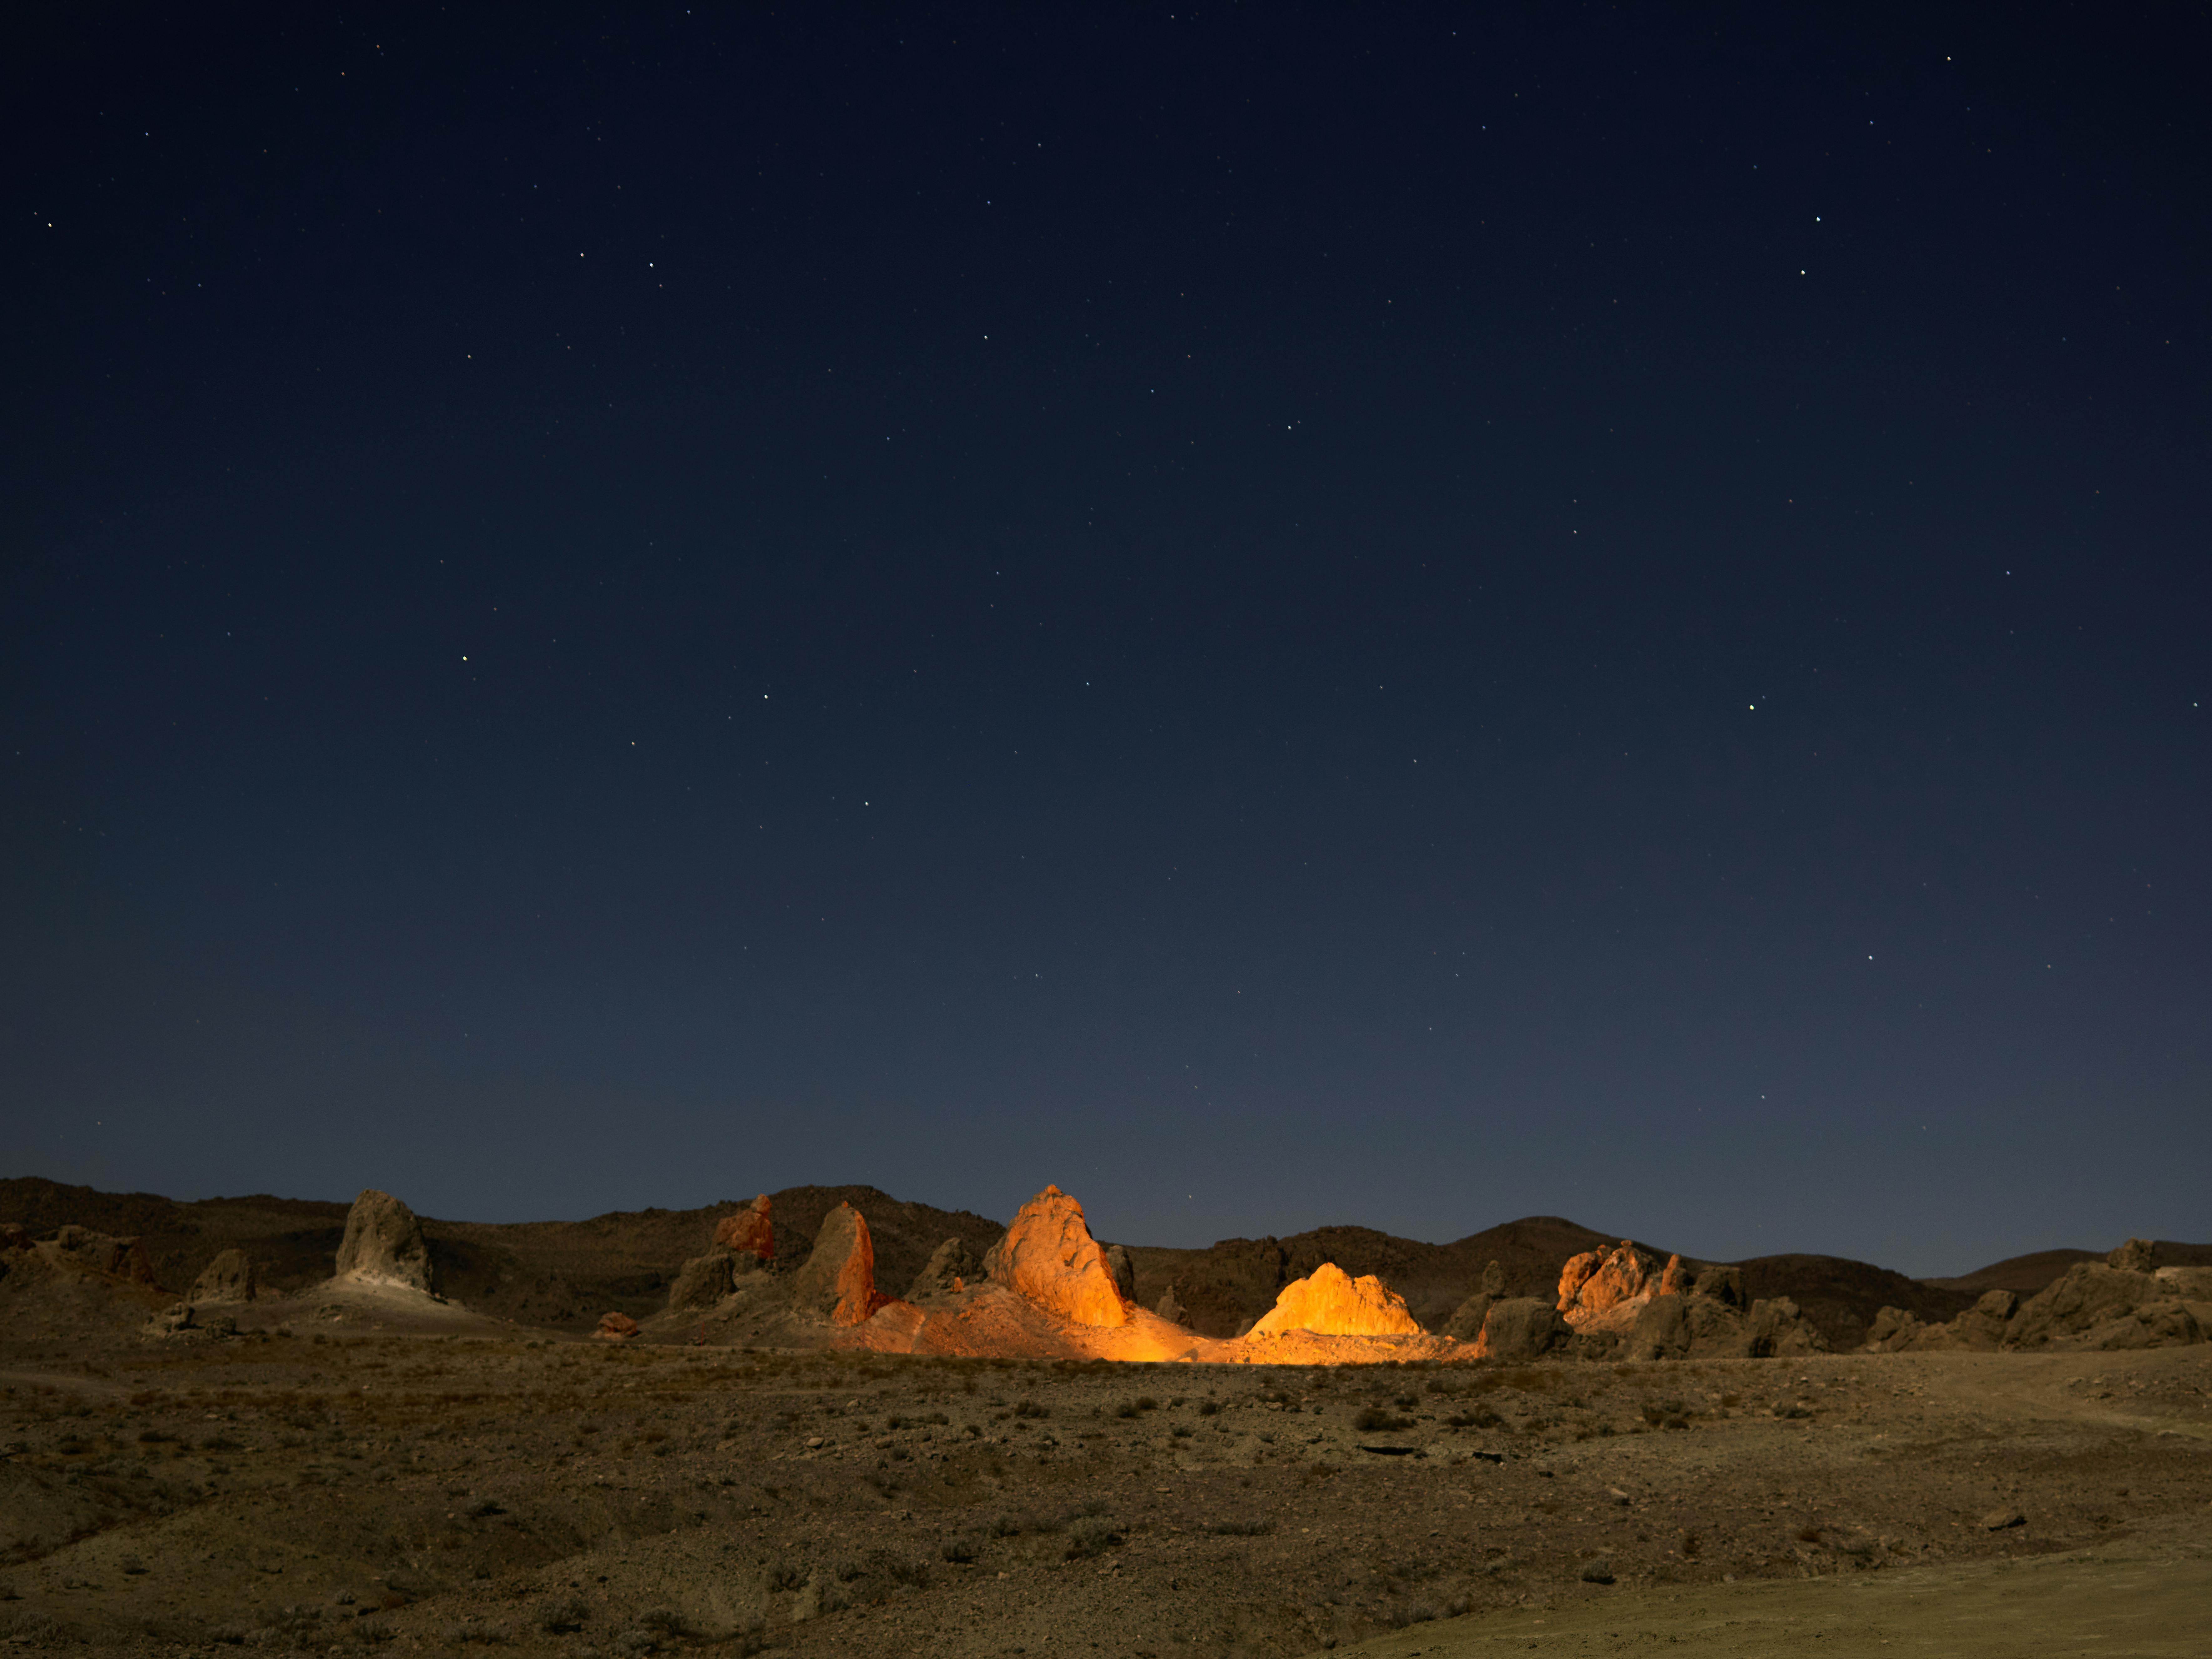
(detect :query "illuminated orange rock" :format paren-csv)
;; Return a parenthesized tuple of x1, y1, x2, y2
(595, 1310, 640, 1341)
(793, 1201, 889, 1326)
(1248, 1261, 1423, 1338)
(714, 1194, 774, 1262)
(1557, 1240, 1662, 1327)
(984, 1185, 1130, 1328)
(1658, 1253, 1690, 1298)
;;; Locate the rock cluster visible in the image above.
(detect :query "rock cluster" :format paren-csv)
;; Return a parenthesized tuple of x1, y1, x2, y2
(1867, 1250, 2208, 1354)
(792, 1202, 889, 1326)
(595, 1310, 640, 1341)
(1248, 1262, 1423, 1338)
(984, 1186, 1130, 1328)
(333, 1189, 435, 1293)
(713, 1195, 775, 1262)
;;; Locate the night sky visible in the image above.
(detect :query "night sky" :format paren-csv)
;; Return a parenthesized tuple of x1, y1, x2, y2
(5, 5, 2206, 1275)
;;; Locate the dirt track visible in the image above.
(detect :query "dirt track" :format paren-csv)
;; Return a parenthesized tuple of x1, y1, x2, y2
(0, 1321, 2205, 1656)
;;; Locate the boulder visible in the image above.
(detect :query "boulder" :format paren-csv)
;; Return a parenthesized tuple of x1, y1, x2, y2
(1442, 1289, 1494, 1342)
(907, 1237, 981, 1301)
(1746, 1295, 1829, 1357)
(2106, 1237, 2156, 1273)
(1474, 1297, 1571, 1361)
(1693, 1264, 1745, 1310)
(666, 1250, 737, 1312)
(189, 1249, 258, 1304)
(1154, 1283, 1187, 1325)
(714, 1195, 775, 1262)
(1558, 1240, 1662, 1328)
(983, 1186, 1129, 1328)
(595, 1311, 640, 1341)
(791, 1202, 888, 1326)
(1626, 1293, 1691, 1361)
(333, 1189, 434, 1293)
(1444, 1259, 1511, 1341)
(1104, 1243, 1139, 1303)
(1949, 1289, 2019, 1349)
(1658, 1254, 1692, 1298)
(1247, 1262, 1423, 1338)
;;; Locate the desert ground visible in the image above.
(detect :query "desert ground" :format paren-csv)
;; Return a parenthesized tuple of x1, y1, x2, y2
(2, 1179, 2207, 1656)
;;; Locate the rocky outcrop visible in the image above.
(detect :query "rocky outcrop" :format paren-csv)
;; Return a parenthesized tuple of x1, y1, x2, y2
(666, 1250, 737, 1312)
(1868, 1288, 2020, 1354)
(1746, 1296, 1829, 1356)
(595, 1310, 640, 1341)
(46, 1227, 157, 1285)
(1247, 1262, 1423, 1338)
(1658, 1254, 1691, 1298)
(1474, 1297, 1571, 1361)
(333, 1190, 434, 1293)
(906, 1237, 980, 1301)
(2106, 1237, 2156, 1273)
(714, 1195, 774, 1263)
(1693, 1264, 1745, 1309)
(1442, 1260, 1508, 1341)
(2005, 1262, 2204, 1351)
(1154, 1283, 1187, 1325)
(984, 1186, 1129, 1328)
(1105, 1244, 1138, 1303)
(189, 1249, 257, 1304)
(792, 1202, 888, 1326)
(1558, 1241, 1662, 1329)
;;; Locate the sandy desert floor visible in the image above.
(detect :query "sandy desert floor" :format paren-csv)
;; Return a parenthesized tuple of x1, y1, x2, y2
(1, 1316, 2206, 1657)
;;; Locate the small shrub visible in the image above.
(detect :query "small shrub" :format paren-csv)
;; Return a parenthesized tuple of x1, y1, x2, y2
(1134, 1395, 1158, 1411)
(1063, 1517, 1122, 1560)
(1355, 1407, 1414, 1432)
(1201, 1518, 1274, 1536)
(1197, 1399, 1220, 1417)
(1446, 1407, 1502, 1430)
(941, 1536, 977, 1564)
(536, 1595, 591, 1634)
(1013, 1399, 1049, 1419)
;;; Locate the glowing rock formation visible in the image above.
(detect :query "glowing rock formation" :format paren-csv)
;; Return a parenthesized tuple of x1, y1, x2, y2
(1248, 1261, 1422, 1338)
(334, 1190, 434, 1293)
(714, 1194, 774, 1262)
(1557, 1239, 1661, 1327)
(793, 1201, 889, 1326)
(595, 1310, 640, 1340)
(985, 1185, 1130, 1328)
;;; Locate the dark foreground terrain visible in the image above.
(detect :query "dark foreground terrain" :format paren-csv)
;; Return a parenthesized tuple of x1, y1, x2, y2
(2, 1328, 2206, 1657)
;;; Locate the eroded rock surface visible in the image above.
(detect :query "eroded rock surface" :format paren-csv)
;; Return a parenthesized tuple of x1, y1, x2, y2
(334, 1189, 434, 1293)
(714, 1195, 774, 1262)
(984, 1186, 1129, 1328)
(792, 1202, 888, 1326)
(907, 1237, 980, 1302)
(1558, 1240, 1662, 1328)
(1248, 1261, 1423, 1338)
(2006, 1262, 2204, 1351)
(189, 1248, 257, 1304)
(1475, 1296, 1571, 1360)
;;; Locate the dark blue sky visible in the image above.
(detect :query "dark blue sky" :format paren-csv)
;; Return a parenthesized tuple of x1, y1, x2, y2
(4, 4, 2205, 1274)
